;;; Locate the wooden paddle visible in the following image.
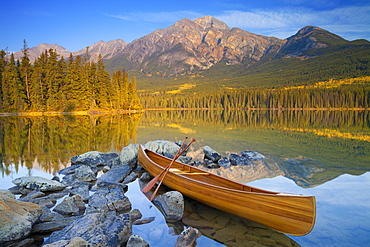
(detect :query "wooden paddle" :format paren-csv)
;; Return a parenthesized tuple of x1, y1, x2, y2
(148, 138, 196, 201)
(141, 137, 188, 194)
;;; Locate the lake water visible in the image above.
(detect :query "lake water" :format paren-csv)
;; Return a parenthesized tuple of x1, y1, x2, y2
(0, 110, 369, 246)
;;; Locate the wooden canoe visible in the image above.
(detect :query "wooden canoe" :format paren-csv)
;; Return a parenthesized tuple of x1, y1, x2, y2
(138, 145, 316, 236)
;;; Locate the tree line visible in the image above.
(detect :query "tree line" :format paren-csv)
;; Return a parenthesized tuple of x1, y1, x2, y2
(139, 83, 370, 110)
(0, 41, 141, 113)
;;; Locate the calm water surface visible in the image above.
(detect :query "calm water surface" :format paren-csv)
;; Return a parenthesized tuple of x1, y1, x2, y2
(0, 110, 369, 246)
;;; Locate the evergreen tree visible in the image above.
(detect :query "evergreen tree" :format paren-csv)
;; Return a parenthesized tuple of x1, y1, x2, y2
(20, 40, 31, 109)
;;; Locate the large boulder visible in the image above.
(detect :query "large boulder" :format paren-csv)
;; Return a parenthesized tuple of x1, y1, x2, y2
(43, 213, 132, 246)
(12, 176, 66, 192)
(0, 190, 42, 244)
(145, 140, 180, 158)
(154, 191, 184, 221)
(120, 144, 139, 167)
(71, 151, 119, 167)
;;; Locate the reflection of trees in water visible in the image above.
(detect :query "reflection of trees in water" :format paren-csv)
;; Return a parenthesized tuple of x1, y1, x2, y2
(0, 114, 141, 176)
(139, 110, 370, 186)
(140, 109, 370, 133)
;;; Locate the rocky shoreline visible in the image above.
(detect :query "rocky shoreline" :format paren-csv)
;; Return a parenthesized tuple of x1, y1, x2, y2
(1, 140, 299, 247)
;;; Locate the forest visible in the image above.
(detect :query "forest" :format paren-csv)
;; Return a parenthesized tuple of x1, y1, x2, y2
(0, 42, 141, 113)
(139, 77, 370, 110)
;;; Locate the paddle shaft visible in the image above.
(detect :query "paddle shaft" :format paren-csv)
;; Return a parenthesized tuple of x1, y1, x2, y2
(141, 138, 188, 194)
(149, 138, 196, 201)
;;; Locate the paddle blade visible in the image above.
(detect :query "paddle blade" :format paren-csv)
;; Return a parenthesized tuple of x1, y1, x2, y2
(141, 174, 160, 193)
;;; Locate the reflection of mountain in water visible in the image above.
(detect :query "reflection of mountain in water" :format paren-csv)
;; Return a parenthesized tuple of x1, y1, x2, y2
(199, 154, 325, 188)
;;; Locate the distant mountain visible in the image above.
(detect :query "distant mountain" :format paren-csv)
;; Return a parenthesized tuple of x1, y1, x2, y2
(105, 16, 369, 80)
(13, 43, 71, 62)
(105, 16, 283, 76)
(73, 39, 127, 62)
(13, 39, 127, 63)
(276, 26, 349, 59)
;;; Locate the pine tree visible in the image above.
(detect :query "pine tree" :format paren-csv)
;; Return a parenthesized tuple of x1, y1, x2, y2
(128, 76, 141, 110)
(20, 40, 31, 109)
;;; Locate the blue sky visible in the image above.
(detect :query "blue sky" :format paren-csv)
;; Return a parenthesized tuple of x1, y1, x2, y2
(1, 0, 369, 52)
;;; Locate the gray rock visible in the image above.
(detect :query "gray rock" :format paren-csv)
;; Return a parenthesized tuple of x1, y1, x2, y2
(229, 153, 251, 165)
(98, 165, 133, 183)
(133, 217, 155, 225)
(27, 190, 69, 208)
(39, 206, 64, 222)
(241, 150, 266, 160)
(145, 140, 180, 158)
(61, 165, 96, 186)
(175, 227, 201, 247)
(88, 185, 131, 213)
(139, 172, 152, 181)
(71, 151, 119, 167)
(92, 181, 128, 192)
(204, 159, 219, 168)
(18, 190, 45, 202)
(218, 157, 231, 167)
(154, 191, 184, 221)
(128, 209, 143, 222)
(122, 172, 138, 184)
(12, 176, 66, 192)
(43, 236, 95, 247)
(53, 195, 86, 216)
(69, 182, 91, 202)
(58, 164, 97, 175)
(177, 155, 193, 164)
(43, 213, 132, 246)
(120, 144, 139, 167)
(32, 216, 83, 234)
(7, 185, 24, 195)
(0, 193, 42, 244)
(127, 235, 149, 247)
(28, 197, 57, 208)
(203, 146, 221, 162)
(72, 165, 97, 181)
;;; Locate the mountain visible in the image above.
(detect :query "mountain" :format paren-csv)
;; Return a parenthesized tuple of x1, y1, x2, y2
(13, 43, 71, 62)
(277, 26, 349, 58)
(105, 16, 283, 76)
(105, 16, 370, 83)
(73, 39, 127, 62)
(13, 39, 127, 63)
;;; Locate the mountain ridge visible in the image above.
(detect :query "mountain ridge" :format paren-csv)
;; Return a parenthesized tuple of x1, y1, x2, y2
(9, 15, 370, 92)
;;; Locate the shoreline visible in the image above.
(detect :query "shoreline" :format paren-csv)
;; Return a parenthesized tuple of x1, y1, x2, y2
(0, 107, 367, 117)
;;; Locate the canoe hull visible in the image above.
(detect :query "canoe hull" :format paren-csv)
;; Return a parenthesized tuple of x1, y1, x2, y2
(138, 145, 316, 236)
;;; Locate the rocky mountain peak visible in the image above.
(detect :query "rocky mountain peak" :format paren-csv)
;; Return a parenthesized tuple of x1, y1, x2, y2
(194, 16, 230, 30)
(278, 25, 347, 58)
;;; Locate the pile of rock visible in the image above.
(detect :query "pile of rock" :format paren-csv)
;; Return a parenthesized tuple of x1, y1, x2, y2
(0, 140, 202, 247)
(195, 145, 266, 168)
